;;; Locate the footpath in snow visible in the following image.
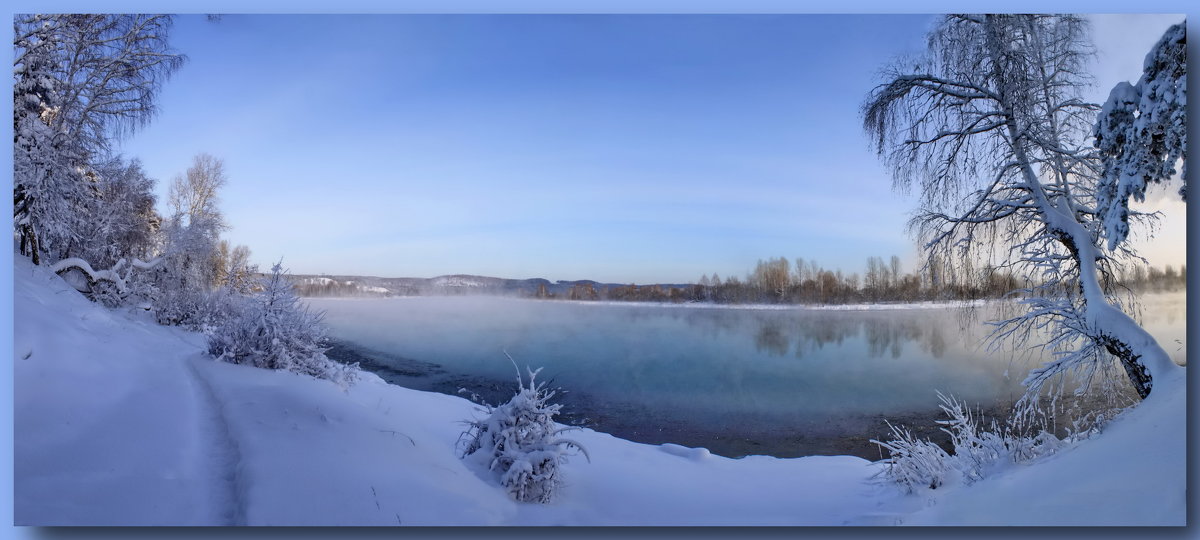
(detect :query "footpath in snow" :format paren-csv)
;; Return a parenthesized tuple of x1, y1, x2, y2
(11, 258, 1187, 525)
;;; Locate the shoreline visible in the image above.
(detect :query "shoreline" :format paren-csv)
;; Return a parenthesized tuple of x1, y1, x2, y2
(308, 294, 1002, 312)
(324, 338, 1003, 461)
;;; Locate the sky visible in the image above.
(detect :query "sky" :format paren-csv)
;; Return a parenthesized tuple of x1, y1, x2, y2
(109, 12, 1188, 283)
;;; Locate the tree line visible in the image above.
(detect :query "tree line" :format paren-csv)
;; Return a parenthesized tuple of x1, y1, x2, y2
(531, 255, 1184, 305)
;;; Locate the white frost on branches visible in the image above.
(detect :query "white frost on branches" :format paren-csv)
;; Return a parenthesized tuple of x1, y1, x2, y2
(13, 14, 183, 265)
(207, 262, 358, 388)
(872, 393, 1067, 493)
(459, 358, 589, 503)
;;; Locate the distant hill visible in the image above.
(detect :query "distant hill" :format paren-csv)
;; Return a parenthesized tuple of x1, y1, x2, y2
(289, 273, 694, 298)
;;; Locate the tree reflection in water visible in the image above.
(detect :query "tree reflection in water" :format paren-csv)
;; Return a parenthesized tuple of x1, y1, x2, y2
(741, 308, 972, 360)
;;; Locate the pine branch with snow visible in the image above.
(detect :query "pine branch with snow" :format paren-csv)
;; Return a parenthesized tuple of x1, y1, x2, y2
(1094, 22, 1186, 250)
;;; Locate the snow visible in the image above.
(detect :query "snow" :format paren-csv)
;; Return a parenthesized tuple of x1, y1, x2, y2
(904, 373, 1186, 526)
(11, 256, 1187, 526)
(432, 275, 486, 288)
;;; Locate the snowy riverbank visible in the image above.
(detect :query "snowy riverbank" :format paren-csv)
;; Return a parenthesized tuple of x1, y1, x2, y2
(12, 258, 1186, 525)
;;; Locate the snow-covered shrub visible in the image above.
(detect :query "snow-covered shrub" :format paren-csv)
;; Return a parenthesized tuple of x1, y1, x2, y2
(935, 393, 1014, 484)
(873, 393, 1070, 492)
(459, 359, 588, 503)
(153, 281, 242, 330)
(207, 262, 358, 388)
(871, 421, 954, 492)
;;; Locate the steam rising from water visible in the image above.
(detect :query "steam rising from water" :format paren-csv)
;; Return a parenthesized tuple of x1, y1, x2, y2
(308, 293, 1185, 458)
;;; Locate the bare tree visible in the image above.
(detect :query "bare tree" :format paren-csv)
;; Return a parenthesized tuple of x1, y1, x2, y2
(752, 256, 791, 301)
(168, 152, 227, 228)
(863, 15, 1179, 400)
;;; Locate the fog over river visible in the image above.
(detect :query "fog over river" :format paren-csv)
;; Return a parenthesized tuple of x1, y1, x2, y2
(311, 293, 1185, 459)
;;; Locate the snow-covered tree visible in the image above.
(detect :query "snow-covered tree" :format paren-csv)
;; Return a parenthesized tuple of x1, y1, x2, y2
(208, 261, 358, 387)
(1094, 22, 1186, 250)
(153, 154, 230, 325)
(863, 15, 1180, 400)
(459, 359, 588, 503)
(214, 241, 258, 294)
(13, 14, 183, 265)
(86, 156, 161, 267)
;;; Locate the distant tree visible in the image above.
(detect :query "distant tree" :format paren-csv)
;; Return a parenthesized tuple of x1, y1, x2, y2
(213, 240, 258, 293)
(751, 257, 791, 301)
(864, 256, 883, 300)
(863, 14, 1178, 399)
(889, 255, 902, 293)
(793, 257, 808, 287)
(845, 272, 860, 299)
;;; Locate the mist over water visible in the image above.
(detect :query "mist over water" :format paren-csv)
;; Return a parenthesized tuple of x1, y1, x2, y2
(309, 293, 1186, 459)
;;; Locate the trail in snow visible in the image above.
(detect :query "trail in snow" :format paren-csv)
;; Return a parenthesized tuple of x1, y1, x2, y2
(185, 357, 248, 526)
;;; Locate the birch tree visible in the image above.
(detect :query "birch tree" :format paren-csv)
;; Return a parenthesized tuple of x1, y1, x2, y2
(154, 153, 229, 325)
(863, 14, 1180, 400)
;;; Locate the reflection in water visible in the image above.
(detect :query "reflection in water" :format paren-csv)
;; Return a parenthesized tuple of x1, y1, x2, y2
(310, 294, 1185, 459)
(746, 310, 957, 360)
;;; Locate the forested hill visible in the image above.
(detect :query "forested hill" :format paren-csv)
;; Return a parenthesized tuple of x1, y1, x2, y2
(289, 264, 1186, 304)
(289, 274, 687, 299)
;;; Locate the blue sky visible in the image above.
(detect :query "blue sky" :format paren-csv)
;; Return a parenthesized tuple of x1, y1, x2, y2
(112, 13, 1186, 283)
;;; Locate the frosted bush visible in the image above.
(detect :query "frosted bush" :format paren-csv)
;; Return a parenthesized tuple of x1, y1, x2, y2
(873, 393, 1071, 492)
(871, 421, 955, 492)
(935, 393, 1012, 484)
(207, 262, 358, 388)
(459, 357, 588, 503)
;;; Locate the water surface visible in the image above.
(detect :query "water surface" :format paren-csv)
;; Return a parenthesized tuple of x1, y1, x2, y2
(310, 293, 1186, 459)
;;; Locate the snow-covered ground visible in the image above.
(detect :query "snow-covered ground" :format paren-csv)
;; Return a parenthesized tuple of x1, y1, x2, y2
(10, 257, 1187, 526)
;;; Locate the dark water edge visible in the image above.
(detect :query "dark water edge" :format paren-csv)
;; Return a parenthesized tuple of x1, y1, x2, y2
(324, 339, 988, 460)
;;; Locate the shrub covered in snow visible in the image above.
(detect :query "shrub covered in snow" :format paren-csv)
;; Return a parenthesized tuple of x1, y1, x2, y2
(207, 262, 357, 387)
(459, 358, 588, 503)
(872, 421, 955, 492)
(872, 393, 1069, 493)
